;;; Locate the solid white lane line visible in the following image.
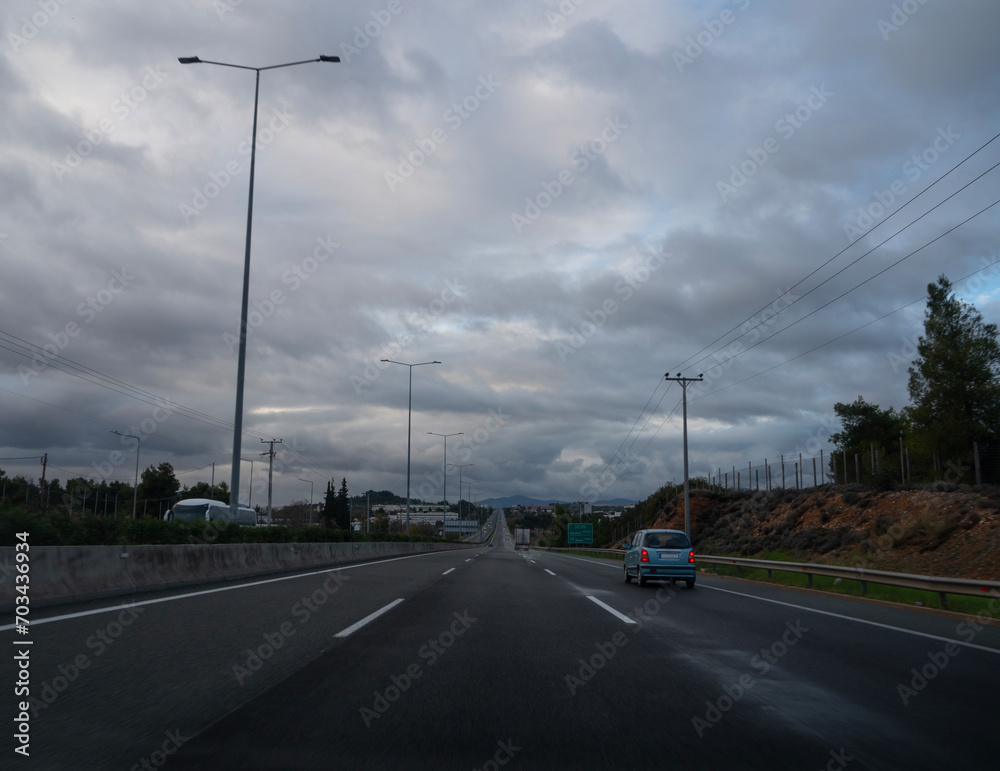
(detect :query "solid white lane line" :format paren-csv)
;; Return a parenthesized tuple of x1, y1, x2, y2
(545, 551, 1000, 654)
(0, 551, 455, 631)
(701, 584, 1000, 655)
(587, 595, 637, 625)
(334, 599, 405, 638)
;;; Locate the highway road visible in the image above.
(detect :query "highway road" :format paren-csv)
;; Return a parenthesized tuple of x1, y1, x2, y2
(8, 517, 1000, 769)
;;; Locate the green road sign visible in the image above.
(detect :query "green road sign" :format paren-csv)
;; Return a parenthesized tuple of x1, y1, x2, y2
(568, 523, 593, 544)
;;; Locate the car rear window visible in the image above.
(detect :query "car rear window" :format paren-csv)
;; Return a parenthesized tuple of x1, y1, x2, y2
(643, 533, 690, 549)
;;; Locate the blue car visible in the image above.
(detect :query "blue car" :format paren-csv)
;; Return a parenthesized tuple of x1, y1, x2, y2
(623, 529, 696, 589)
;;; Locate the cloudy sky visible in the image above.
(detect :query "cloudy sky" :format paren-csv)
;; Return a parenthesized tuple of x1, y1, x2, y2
(2, 0, 1000, 508)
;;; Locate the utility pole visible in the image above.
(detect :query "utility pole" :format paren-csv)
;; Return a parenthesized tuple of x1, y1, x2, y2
(261, 438, 282, 525)
(428, 431, 462, 534)
(112, 431, 141, 519)
(664, 373, 703, 538)
(39, 452, 47, 505)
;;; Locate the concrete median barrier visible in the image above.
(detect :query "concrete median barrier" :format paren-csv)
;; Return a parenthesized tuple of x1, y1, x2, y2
(0, 541, 473, 611)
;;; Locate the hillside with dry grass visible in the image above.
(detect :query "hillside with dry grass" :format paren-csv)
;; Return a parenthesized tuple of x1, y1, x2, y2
(645, 486, 1000, 580)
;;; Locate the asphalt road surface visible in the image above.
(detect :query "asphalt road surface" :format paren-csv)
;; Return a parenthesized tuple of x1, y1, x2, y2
(8, 520, 1000, 769)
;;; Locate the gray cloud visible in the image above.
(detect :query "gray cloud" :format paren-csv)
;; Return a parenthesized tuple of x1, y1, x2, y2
(2, 0, 1000, 505)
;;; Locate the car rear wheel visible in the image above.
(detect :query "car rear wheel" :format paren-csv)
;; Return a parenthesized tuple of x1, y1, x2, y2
(624, 565, 632, 583)
(686, 578, 695, 589)
(637, 567, 648, 587)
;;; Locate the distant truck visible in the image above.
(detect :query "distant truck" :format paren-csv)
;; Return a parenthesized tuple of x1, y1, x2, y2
(514, 528, 530, 550)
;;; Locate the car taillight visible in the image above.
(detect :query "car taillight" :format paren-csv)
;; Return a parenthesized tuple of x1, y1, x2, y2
(688, 550, 695, 564)
(640, 549, 649, 562)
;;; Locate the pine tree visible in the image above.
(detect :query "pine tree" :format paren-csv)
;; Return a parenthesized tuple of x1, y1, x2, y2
(906, 275, 1000, 459)
(336, 478, 350, 530)
(322, 480, 335, 527)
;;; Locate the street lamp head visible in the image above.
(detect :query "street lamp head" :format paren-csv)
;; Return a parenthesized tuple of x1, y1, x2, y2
(178, 56, 202, 64)
(319, 55, 341, 62)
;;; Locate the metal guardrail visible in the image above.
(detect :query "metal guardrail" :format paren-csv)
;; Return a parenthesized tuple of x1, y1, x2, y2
(540, 547, 1000, 609)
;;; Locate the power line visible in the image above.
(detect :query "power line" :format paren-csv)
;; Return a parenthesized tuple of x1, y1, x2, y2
(0, 329, 246, 434)
(682, 158, 1000, 376)
(693, 195, 1000, 376)
(695, 257, 1000, 400)
(672, 130, 1000, 374)
(594, 134, 1000, 497)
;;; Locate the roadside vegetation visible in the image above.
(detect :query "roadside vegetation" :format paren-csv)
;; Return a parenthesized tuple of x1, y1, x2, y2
(0, 505, 442, 547)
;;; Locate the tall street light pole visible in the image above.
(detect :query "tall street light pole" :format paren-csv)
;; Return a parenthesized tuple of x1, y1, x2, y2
(298, 477, 314, 525)
(382, 359, 441, 534)
(241, 458, 255, 507)
(428, 431, 462, 535)
(111, 431, 140, 518)
(179, 54, 340, 521)
(449, 463, 473, 524)
(664, 373, 703, 538)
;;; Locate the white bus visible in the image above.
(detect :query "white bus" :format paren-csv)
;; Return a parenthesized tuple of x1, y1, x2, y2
(163, 498, 258, 526)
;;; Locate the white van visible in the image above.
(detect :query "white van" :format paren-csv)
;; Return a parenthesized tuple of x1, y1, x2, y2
(163, 498, 257, 526)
